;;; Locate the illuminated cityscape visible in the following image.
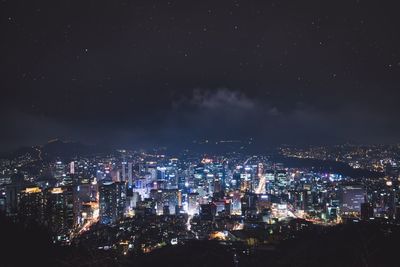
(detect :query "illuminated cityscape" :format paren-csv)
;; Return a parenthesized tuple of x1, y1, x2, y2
(2, 0, 400, 266)
(1, 140, 400, 265)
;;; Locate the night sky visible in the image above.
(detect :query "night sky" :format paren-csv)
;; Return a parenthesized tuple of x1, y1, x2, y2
(1, 0, 400, 151)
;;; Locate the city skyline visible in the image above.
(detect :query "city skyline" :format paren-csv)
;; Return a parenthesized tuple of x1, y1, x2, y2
(1, 141, 400, 266)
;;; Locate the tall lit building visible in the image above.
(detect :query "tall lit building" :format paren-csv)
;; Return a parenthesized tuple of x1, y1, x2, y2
(54, 161, 65, 183)
(99, 181, 126, 224)
(151, 189, 180, 215)
(276, 171, 288, 187)
(128, 162, 133, 187)
(340, 185, 365, 215)
(230, 190, 242, 215)
(44, 187, 74, 236)
(5, 184, 23, 215)
(69, 161, 75, 174)
(240, 173, 251, 192)
(121, 162, 127, 182)
(188, 192, 199, 215)
(18, 187, 44, 224)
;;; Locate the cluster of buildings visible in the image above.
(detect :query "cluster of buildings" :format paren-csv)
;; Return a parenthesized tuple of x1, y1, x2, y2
(1, 145, 400, 253)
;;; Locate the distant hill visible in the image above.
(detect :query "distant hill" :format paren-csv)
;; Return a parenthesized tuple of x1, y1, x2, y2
(1, 146, 39, 159)
(40, 139, 100, 161)
(1, 139, 110, 162)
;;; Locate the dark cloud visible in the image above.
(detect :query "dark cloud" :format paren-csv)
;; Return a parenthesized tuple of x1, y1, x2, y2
(1, 87, 400, 152)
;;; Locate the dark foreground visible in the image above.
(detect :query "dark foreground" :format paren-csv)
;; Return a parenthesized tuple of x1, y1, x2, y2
(1, 214, 398, 267)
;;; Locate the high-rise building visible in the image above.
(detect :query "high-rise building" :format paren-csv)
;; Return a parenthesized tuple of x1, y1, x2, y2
(54, 161, 65, 183)
(240, 173, 251, 192)
(99, 181, 126, 224)
(340, 185, 365, 215)
(151, 189, 180, 215)
(128, 163, 133, 187)
(230, 190, 242, 215)
(121, 162, 126, 182)
(241, 193, 257, 216)
(18, 187, 44, 224)
(44, 187, 74, 237)
(200, 203, 215, 220)
(188, 192, 199, 215)
(276, 171, 288, 187)
(5, 184, 23, 215)
(69, 161, 75, 174)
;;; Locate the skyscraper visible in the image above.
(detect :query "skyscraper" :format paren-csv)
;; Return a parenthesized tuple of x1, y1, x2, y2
(18, 187, 44, 224)
(128, 162, 133, 187)
(54, 161, 65, 183)
(230, 190, 242, 215)
(188, 192, 199, 215)
(44, 187, 74, 237)
(340, 185, 365, 215)
(121, 162, 126, 182)
(69, 161, 75, 174)
(99, 181, 126, 224)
